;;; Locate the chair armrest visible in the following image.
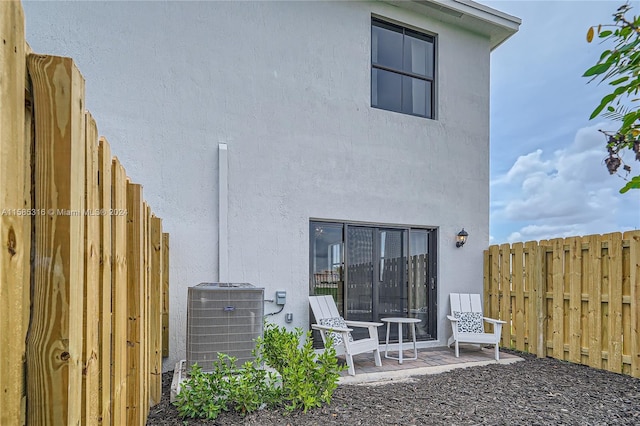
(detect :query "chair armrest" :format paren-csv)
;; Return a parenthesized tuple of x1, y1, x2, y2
(446, 315, 459, 322)
(344, 320, 383, 328)
(311, 324, 353, 333)
(483, 317, 506, 325)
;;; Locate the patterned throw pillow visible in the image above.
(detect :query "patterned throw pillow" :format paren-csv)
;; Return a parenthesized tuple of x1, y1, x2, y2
(318, 316, 354, 346)
(453, 311, 484, 334)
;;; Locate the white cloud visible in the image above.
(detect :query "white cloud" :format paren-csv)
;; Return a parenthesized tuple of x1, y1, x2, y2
(491, 123, 639, 243)
(491, 149, 552, 185)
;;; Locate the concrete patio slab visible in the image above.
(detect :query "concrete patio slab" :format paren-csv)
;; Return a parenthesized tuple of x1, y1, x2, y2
(338, 346, 524, 385)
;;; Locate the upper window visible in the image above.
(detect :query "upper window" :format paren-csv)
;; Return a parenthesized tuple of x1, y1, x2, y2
(371, 18, 435, 118)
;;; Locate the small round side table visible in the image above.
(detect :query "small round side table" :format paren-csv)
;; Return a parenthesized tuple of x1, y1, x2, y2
(381, 317, 422, 364)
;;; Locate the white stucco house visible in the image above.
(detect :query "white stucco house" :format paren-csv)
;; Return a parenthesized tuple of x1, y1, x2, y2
(23, 0, 520, 371)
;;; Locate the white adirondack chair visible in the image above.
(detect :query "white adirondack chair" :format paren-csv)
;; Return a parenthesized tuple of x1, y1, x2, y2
(447, 293, 505, 361)
(309, 295, 383, 376)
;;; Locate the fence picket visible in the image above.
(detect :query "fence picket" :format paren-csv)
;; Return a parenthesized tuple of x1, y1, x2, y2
(111, 159, 128, 426)
(513, 243, 525, 352)
(587, 234, 602, 369)
(488, 245, 500, 334)
(567, 236, 581, 364)
(0, 3, 29, 424)
(84, 112, 100, 425)
(127, 183, 144, 426)
(162, 233, 170, 358)
(98, 138, 113, 426)
(499, 243, 511, 346)
(533, 242, 546, 358)
(624, 230, 640, 378)
(524, 241, 536, 354)
(483, 248, 490, 330)
(150, 217, 163, 405)
(607, 233, 623, 373)
(27, 53, 87, 425)
(550, 238, 564, 360)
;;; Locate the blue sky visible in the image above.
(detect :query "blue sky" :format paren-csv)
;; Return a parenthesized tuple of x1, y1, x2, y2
(484, 0, 640, 243)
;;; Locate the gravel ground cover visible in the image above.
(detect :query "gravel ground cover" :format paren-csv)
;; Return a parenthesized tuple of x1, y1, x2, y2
(147, 351, 640, 425)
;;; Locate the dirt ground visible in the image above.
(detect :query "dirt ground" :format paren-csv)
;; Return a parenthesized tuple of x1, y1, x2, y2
(147, 351, 640, 425)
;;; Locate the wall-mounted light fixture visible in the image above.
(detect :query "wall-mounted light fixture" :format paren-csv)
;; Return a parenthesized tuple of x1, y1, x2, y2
(456, 228, 468, 248)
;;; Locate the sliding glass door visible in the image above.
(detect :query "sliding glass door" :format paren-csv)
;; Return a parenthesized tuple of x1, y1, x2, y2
(310, 221, 437, 342)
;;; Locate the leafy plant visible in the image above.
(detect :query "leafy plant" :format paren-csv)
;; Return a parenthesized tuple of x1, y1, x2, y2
(259, 323, 345, 412)
(228, 359, 281, 414)
(174, 361, 226, 420)
(174, 322, 345, 419)
(585, 2, 640, 193)
(174, 353, 279, 420)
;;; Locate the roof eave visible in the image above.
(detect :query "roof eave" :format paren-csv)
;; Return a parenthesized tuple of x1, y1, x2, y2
(390, 0, 521, 50)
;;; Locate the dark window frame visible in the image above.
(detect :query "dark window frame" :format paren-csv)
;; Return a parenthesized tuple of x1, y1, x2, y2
(371, 17, 436, 119)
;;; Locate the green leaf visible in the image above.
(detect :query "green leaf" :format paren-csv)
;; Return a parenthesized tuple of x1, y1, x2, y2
(599, 30, 613, 37)
(590, 93, 616, 119)
(614, 85, 628, 95)
(583, 62, 613, 77)
(622, 111, 639, 129)
(620, 175, 640, 193)
(618, 38, 640, 53)
(620, 25, 633, 38)
(600, 49, 612, 61)
(610, 76, 630, 85)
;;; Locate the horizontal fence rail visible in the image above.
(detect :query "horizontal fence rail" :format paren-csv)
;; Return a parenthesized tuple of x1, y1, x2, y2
(0, 3, 170, 425)
(484, 232, 640, 378)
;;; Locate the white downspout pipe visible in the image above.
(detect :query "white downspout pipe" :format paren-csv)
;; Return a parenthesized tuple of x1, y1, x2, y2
(218, 143, 228, 282)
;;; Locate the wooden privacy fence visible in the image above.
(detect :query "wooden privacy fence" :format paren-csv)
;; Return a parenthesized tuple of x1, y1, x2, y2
(0, 3, 170, 425)
(484, 231, 640, 378)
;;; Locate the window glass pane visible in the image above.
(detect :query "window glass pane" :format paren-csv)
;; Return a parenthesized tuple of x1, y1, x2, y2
(403, 35, 434, 78)
(346, 226, 374, 330)
(372, 23, 403, 70)
(409, 230, 430, 339)
(372, 68, 402, 113)
(310, 223, 344, 315)
(402, 76, 431, 117)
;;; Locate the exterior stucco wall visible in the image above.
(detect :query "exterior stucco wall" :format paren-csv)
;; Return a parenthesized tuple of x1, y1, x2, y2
(23, 1, 492, 371)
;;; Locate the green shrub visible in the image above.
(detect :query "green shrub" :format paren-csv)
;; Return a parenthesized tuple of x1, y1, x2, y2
(259, 322, 345, 412)
(174, 353, 279, 420)
(174, 322, 345, 419)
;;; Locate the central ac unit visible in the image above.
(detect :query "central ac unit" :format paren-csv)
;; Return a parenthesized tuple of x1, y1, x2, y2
(186, 282, 264, 372)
